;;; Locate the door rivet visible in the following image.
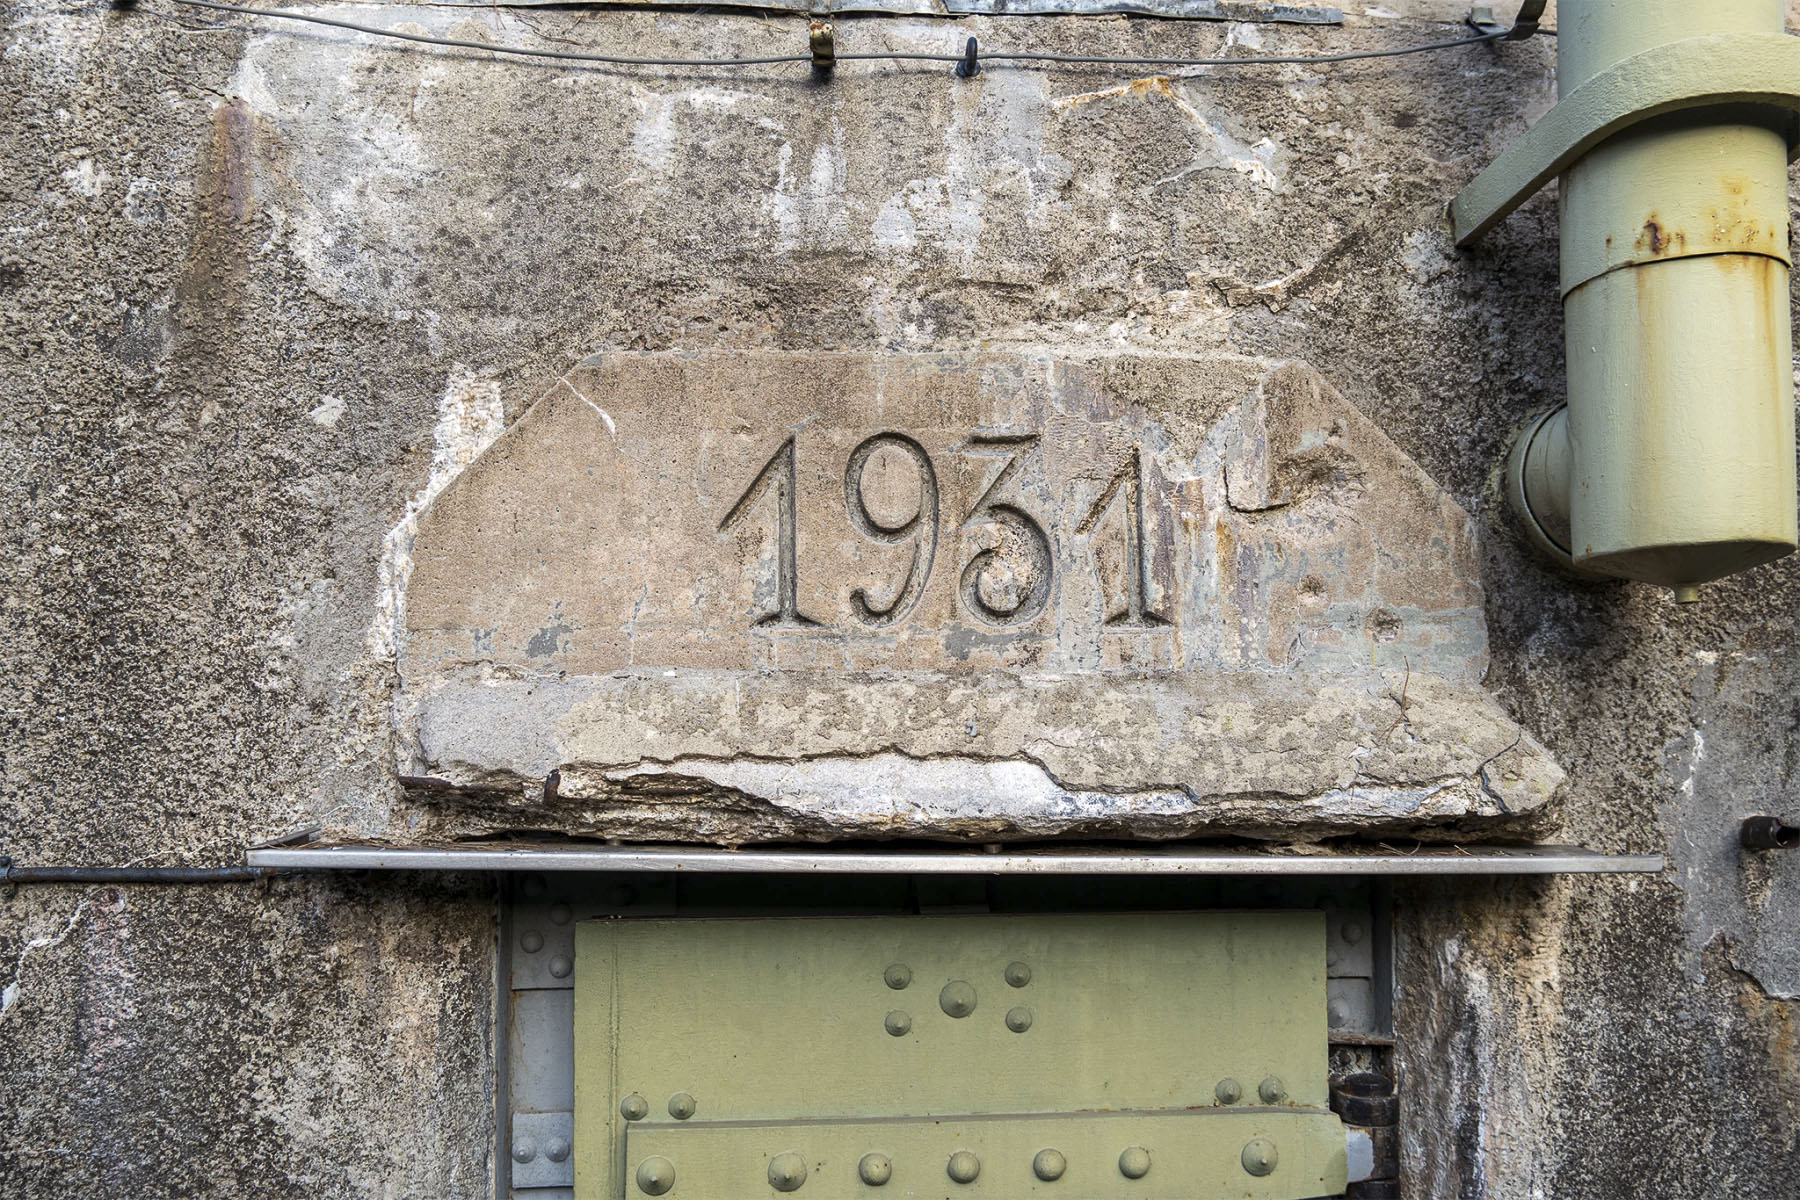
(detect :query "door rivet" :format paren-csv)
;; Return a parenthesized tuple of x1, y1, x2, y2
(1032, 1149, 1066, 1181)
(1241, 1138, 1279, 1177)
(620, 1093, 649, 1121)
(1118, 1146, 1151, 1179)
(1214, 1078, 1243, 1105)
(548, 955, 573, 979)
(858, 1153, 893, 1185)
(946, 1150, 981, 1183)
(884, 963, 913, 990)
(1259, 1076, 1286, 1104)
(668, 1092, 697, 1120)
(939, 980, 977, 1018)
(1341, 921, 1365, 945)
(1328, 1001, 1350, 1027)
(544, 1136, 571, 1163)
(511, 1137, 537, 1163)
(769, 1151, 809, 1192)
(1005, 1005, 1033, 1033)
(884, 1010, 913, 1037)
(1004, 961, 1032, 987)
(548, 902, 573, 926)
(636, 1156, 676, 1196)
(520, 931, 544, 953)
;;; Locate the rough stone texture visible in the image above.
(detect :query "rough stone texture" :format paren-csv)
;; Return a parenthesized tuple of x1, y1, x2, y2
(0, 876, 495, 1197)
(3, 0, 1799, 1196)
(397, 350, 1560, 840)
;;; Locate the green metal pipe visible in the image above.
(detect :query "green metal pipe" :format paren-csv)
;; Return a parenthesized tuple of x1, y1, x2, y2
(1508, 0, 1797, 602)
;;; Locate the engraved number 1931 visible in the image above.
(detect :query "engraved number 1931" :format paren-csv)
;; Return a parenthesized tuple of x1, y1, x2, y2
(720, 433, 1168, 633)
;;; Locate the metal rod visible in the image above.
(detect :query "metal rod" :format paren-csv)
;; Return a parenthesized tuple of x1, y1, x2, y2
(247, 844, 1663, 876)
(1740, 816, 1799, 851)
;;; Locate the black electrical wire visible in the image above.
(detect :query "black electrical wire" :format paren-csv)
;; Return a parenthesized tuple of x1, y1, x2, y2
(158, 0, 1513, 72)
(1, 863, 283, 883)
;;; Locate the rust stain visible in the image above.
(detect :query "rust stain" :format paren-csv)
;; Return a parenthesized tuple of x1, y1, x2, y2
(209, 97, 257, 226)
(169, 97, 265, 384)
(1634, 217, 1685, 257)
(1052, 75, 1177, 111)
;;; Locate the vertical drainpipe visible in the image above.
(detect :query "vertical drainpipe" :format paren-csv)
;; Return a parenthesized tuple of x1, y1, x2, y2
(1506, 0, 1797, 603)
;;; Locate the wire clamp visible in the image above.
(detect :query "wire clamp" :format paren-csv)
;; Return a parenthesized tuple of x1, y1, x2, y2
(809, 19, 835, 76)
(1466, 2, 1542, 41)
(955, 36, 980, 79)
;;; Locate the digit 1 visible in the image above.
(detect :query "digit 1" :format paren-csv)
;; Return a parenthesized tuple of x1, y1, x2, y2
(1077, 446, 1172, 629)
(718, 435, 821, 628)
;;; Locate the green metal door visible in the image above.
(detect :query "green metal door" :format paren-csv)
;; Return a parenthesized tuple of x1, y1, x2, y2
(574, 912, 1348, 1198)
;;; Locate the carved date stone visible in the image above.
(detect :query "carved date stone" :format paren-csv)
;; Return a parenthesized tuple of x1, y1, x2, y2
(395, 351, 1562, 842)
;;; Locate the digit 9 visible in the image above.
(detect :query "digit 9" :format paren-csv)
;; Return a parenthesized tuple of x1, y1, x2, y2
(844, 434, 939, 627)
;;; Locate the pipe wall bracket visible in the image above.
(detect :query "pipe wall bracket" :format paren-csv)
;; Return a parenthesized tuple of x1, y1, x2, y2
(1450, 31, 1800, 246)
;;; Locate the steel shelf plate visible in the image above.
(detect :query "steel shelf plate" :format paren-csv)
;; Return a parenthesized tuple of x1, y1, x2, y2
(250, 843, 1662, 875)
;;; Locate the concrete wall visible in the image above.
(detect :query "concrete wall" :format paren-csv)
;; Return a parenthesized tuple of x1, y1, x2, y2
(3, 0, 1797, 1194)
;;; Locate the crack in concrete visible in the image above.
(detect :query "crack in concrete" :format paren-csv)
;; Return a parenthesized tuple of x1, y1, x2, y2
(0, 899, 90, 1025)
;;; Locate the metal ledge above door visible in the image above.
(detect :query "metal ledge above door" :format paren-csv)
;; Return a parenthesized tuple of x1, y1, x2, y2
(247, 842, 1662, 875)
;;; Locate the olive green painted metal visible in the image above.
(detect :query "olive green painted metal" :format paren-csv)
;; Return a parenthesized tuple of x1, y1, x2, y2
(1447, 30, 1800, 248)
(573, 913, 1342, 1198)
(1457, 1, 1799, 601)
(623, 1110, 1346, 1197)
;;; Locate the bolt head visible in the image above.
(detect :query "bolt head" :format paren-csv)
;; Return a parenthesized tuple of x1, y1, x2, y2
(1004, 961, 1032, 988)
(883, 963, 912, 990)
(636, 1155, 676, 1196)
(768, 1151, 809, 1192)
(520, 931, 545, 954)
(884, 1010, 912, 1037)
(1341, 920, 1365, 945)
(1241, 1138, 1279, 1177)
(946, 1150, 981, 1184)
(1214, 1077, 1243, 1105)
(858, 1153, 893, 1186)
(1032, 1148, 1066, 1181)
(545, 1136, 571, 1163)
(1259, 1075, 1286, 1105)
(939, 980, 977, 1019)
(1118, 1146, 1151, 1179)
(1005, 1005, 1034, 1033)
(511, 1137, 536, 1164)
(548, 955, 573, 979)
(668, 1092, 697, 1120)
(1328, 1001, 1350, 1026)
(620, 1093, 649, 1121)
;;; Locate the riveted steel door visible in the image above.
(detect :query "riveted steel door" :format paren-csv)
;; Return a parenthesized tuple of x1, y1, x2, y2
(574, 912, 1347, 1198)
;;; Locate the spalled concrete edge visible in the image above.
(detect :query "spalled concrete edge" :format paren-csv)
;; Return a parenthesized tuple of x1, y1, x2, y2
(387, 666, 1565, 842)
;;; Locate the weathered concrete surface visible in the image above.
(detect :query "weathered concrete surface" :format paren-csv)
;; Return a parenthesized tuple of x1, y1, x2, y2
(396, 350, 1559, 839)
(0, 877, 495, 1197)
(3, 0, 1799, 1195)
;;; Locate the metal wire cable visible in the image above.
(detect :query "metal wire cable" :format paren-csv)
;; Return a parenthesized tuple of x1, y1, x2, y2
(877, 33, 1506, 66)
(160, 0, 1511, 72)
